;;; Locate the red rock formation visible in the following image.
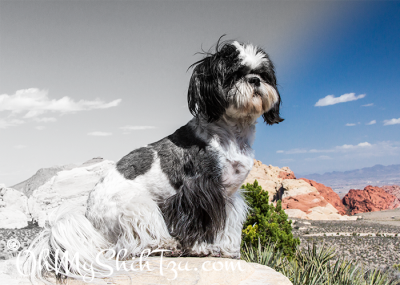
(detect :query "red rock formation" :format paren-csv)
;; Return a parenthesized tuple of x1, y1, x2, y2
(281, 192, 327, 214)
(342, 185, 399, 215)
(279, 171, 296, 180)
(300, 178, 347, 215)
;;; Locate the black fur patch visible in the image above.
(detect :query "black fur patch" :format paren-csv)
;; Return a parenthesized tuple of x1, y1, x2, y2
(116, 147, 154, 180)
(188, 40, 241, 123)
(150, 124, 227, 248)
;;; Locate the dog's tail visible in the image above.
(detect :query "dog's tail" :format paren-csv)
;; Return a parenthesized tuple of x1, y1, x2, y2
(20, 206, 116, 284)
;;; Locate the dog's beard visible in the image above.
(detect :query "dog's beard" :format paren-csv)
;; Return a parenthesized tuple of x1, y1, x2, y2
(225, 78, 278, 119)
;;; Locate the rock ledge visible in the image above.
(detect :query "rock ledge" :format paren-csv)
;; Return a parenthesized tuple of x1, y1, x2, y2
(1, 257, 293, 285)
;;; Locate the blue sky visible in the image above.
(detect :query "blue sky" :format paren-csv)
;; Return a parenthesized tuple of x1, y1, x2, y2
(0, 1, 399, 186)
(260, 1, 400, 175)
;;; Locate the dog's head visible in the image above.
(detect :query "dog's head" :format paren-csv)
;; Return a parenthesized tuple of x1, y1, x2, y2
(188, 39, 283, 125)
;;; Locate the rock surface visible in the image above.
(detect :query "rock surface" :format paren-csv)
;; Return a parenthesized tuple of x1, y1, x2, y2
(0, 208, 29, 229)
(0, 186, 30, 229)
(300, 178, 347, 215)
(280, 180, 356, 220)
(342, 185, 400, 215)
(382, 185, 400, 201)
(0, 257, 293, 285)
(243, 160, 296, 201)
(244, 160, 356, 220)
(11, 165, 76, 197)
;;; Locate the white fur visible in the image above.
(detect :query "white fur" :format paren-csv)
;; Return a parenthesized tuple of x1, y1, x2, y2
(232, 41, 268, 70)
(86, 157, 176, 257)
(23, 205, 115, 284)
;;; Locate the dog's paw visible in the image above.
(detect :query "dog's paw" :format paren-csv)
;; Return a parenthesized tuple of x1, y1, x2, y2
(221, 251, 240, 259)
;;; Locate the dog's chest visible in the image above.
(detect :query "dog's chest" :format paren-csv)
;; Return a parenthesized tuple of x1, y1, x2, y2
(217, 143, 254, 195)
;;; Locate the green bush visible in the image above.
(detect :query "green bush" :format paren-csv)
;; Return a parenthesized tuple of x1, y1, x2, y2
(241, 242, 399, 285)
(241, 180, 300, 258)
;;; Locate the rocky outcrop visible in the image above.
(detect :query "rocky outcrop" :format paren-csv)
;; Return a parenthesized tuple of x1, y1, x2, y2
(243, 160, 294, 201)
(343, 185, 400, 215)
(11, 164, 76, 197)
(279, 170, 296, 180)
(0, 186, 30, 229)
(244, 160, 356, 220)
(28, 160, 114, 226)
(279, 179, 356, 220)
(300, 178, 347, 215)
(382, 185, 400, 200)
(1, 257, 293, 285)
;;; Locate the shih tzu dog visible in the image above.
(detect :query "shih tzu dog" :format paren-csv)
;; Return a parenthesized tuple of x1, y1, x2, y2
(25, 39, 282, 282)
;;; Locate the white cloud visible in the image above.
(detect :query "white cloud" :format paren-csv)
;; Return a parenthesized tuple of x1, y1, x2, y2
(0, 88, 121, 118)
(276, 150, 284, 153)
(383, 118, 400, 126)
(366, 120, 376, 125)
(0, 118, 24, 129)
(358, 142, 372, 147)
(279, 142, 373, 154)
(14, 144, 27, 149)
(281, 148, 308, 154)
(362, 103, 374, 107)
(345, 123, 356, 126)
(309, 148, 335, 153)
(315, 93, 366, 107)
(305, 155, 332, 161)
(337, 142, 372, 150)
(120, 125, 156, 134)
(277, 141, 399, 161)
(87, 131, 112, 136)
(35, 126, 45, 130)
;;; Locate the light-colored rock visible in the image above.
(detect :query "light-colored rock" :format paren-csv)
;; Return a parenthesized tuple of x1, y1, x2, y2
(0, 208, 29, 229)
(28, 160, 115, 225)
(1, 187, 29, 215)
(284, 209, 307, 219)
(244, 160, 294, 200)
(244, 160, 357, 221)
(285, 204, 357, 221)
(280, 179, 319, 200)
(11, 165, 76, 197)
(1, 257, 293, 285)
(0, 186, 30, 228)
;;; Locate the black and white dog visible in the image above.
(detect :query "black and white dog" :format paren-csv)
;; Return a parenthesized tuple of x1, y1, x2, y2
(25, 39, 282, 282)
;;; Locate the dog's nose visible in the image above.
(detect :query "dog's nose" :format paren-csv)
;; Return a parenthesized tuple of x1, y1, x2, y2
(248, 77, 260, 87)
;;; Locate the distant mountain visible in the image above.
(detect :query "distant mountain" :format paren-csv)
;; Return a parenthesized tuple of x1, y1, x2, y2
(302, 164, 400, 194)
(11, 157, 105, 197)
(11, 165, 76, 197)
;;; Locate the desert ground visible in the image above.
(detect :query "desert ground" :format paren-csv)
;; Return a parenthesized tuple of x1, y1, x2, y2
(292, 209, 400, 280)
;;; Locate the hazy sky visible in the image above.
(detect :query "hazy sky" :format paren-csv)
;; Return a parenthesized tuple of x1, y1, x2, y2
(1, 1, 399, 186)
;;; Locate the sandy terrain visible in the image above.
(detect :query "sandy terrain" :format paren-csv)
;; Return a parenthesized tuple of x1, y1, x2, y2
(355, 208, 400, 227)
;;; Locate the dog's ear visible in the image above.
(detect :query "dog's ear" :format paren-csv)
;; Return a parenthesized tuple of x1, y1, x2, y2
(188, 42, 239, 123)
(262, 92, 284, 125)
(261, 58, 284, 125)
(187, 59, 228, 123)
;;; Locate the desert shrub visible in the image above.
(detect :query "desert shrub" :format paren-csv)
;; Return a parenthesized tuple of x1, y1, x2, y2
(241, 242, 399, 285)
(241, 180, 299, 258)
